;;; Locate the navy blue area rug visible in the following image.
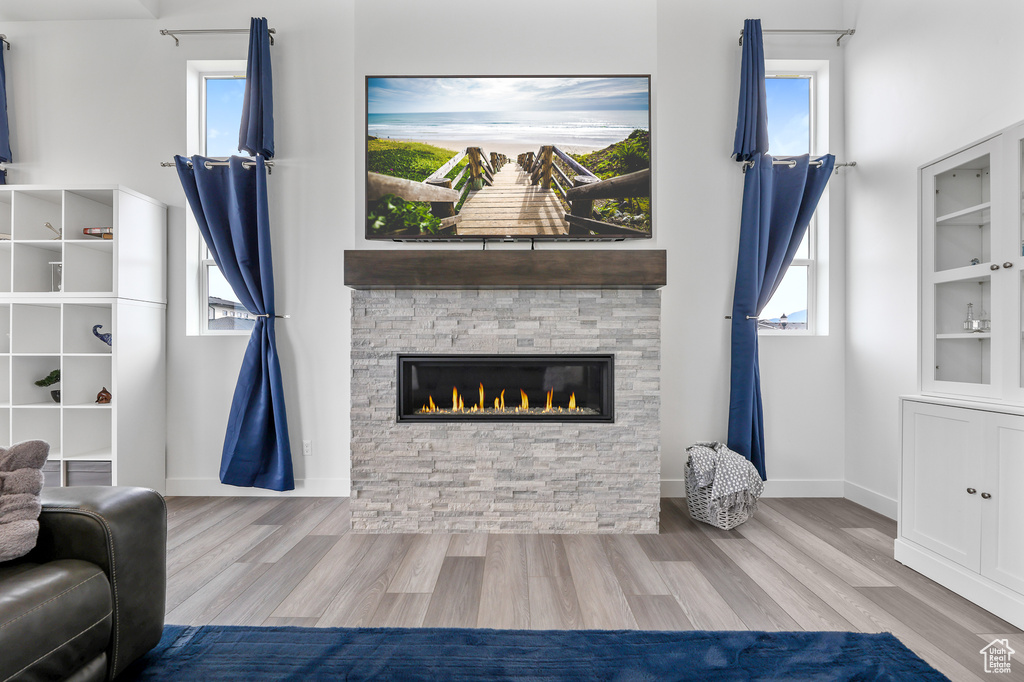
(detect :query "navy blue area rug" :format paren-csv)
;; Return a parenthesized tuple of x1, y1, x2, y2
(121, 625, 948, 681)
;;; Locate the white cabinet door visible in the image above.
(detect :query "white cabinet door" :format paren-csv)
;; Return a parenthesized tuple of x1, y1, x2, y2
(901, 401, 984, 571)
(981, 412, 1024, 594)
(921, 137, 1005, 400)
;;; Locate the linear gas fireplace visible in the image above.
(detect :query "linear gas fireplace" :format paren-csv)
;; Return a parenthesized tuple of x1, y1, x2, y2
(397, 354, 614, 423)
(350, 289, 660, 532)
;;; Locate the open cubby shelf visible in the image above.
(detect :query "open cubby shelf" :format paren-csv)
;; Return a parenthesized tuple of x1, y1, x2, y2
(0, 187, 166, 301)
(2, 301, 126, 484)
(0, 185, 167, 492)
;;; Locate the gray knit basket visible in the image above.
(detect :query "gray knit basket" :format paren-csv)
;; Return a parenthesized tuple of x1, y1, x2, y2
(684, 458, 752, 531)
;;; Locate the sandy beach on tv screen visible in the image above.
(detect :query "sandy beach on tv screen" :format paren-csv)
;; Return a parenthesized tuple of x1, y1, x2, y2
(391, 138, 603, 160)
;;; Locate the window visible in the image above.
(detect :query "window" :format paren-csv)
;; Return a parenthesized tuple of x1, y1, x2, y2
(185, 60, 253, 335)
(201, 74, 254, 333)
(758, 64, 830, 335)
(204, 76, 246, 157)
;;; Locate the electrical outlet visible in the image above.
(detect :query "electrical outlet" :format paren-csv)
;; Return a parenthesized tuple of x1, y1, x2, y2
(302, 440, 313, 457)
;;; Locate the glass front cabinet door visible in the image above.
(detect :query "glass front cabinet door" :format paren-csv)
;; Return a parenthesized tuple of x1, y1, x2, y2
(920, 128, 1024, 402)
(921, 137, 1002, 399)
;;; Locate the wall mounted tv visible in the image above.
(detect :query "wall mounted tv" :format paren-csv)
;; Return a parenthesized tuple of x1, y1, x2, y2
(366, 75, 652, 242)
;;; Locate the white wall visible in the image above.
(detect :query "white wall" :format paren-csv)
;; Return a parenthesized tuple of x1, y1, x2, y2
(2, 0, 850, 499)
(843, 0, 1024, 515)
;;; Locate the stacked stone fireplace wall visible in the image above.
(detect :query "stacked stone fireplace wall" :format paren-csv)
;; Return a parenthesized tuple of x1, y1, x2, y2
(350, 289, 661, 533)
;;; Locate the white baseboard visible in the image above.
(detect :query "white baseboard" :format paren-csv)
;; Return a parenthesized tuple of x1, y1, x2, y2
(660, 479, 688, 497)
(844, 481, 897, 519)
(661, 478, 844, 498)
(165, 477, 350, 497)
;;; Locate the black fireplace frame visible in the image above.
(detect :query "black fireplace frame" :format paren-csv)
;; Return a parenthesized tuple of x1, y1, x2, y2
(396, 354, 614, 423)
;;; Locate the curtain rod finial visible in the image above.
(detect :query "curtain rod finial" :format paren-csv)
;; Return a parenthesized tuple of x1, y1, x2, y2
(159, 29, 180, 47)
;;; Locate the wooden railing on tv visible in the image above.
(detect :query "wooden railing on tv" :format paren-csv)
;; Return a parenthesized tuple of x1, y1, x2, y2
(424, 147, 509, 216)
(366, 172, 463, 231)
(367, 146, 509, 225)
(518, 146, 651, 237)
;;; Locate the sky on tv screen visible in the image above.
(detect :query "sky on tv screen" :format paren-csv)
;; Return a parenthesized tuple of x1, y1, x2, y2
(367, 77, 649, 148)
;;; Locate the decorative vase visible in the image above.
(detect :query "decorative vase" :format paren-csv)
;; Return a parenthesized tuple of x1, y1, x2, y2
(92, 324, 112, 347)
(95, 387, 112, 404)
(50, 390, 60, 404)
(49, 262, 62, 293)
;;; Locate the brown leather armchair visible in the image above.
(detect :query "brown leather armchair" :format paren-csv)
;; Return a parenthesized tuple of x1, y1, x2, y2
(0, 486, 166, 682)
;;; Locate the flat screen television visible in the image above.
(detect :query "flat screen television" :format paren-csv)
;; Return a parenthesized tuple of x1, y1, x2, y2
(366, 75, 652, 241)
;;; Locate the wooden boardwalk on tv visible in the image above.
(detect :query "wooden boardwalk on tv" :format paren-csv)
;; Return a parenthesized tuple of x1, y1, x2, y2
(458, 165, 568, 236)
(368, 143, 651, 239)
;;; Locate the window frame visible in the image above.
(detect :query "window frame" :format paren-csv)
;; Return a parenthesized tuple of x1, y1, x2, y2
(202, 261, 257, 333)
(185, 60, 249, 337)
(757, 62, 829, 337)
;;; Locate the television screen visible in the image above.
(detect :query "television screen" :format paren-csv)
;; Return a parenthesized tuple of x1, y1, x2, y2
(365, 75, 652, 241)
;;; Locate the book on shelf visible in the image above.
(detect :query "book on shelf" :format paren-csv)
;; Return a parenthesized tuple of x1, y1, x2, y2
(83, 228, 113, 240)
(0, 233, 10, 240)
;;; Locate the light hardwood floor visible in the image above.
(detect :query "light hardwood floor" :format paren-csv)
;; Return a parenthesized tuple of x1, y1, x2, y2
(164, 496, 1022, 681)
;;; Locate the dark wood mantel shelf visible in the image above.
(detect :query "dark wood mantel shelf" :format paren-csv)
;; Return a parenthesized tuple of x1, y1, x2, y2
(343, 250, 667, 289)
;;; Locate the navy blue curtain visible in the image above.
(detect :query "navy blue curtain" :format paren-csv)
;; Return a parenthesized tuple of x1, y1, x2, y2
(728, 155, 834, 479)
(732, 19, 768, 162)
(238, 17, 274, 158)
(727, 19, 835, 479)
(175, 155, 293, 491)
(0, 45, 12, 184)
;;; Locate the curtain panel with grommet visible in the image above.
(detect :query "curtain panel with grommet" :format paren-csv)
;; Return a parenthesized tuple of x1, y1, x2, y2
(175, 155, 293, 491)
(172, 15, 291, 491)
(239, 16, 274, 159)
(727, 19, 835, 480)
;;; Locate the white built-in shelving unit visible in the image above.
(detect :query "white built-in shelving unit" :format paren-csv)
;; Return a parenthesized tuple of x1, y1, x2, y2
(0, 186, 167, 492)
(899, 121, 1024, 628)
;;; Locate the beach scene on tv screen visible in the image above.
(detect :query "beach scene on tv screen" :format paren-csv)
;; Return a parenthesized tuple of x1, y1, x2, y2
(366, 76, 651, 239)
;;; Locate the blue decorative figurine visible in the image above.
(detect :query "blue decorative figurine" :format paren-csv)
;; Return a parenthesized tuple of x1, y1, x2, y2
(92, 324, 112, 347)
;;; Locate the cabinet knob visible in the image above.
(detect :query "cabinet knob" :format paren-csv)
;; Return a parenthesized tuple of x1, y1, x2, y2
(967, 487, 977, 494)
(990, 264, 1001, 270)
(1003, 262, 1014, 269)
(981, 492, 992, 499)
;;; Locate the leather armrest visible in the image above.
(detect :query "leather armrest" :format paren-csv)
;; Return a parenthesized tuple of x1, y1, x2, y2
(27, 486, 167, 680)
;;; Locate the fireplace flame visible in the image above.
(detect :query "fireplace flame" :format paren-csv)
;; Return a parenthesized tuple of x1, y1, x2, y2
(420, 386, 585, 415)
